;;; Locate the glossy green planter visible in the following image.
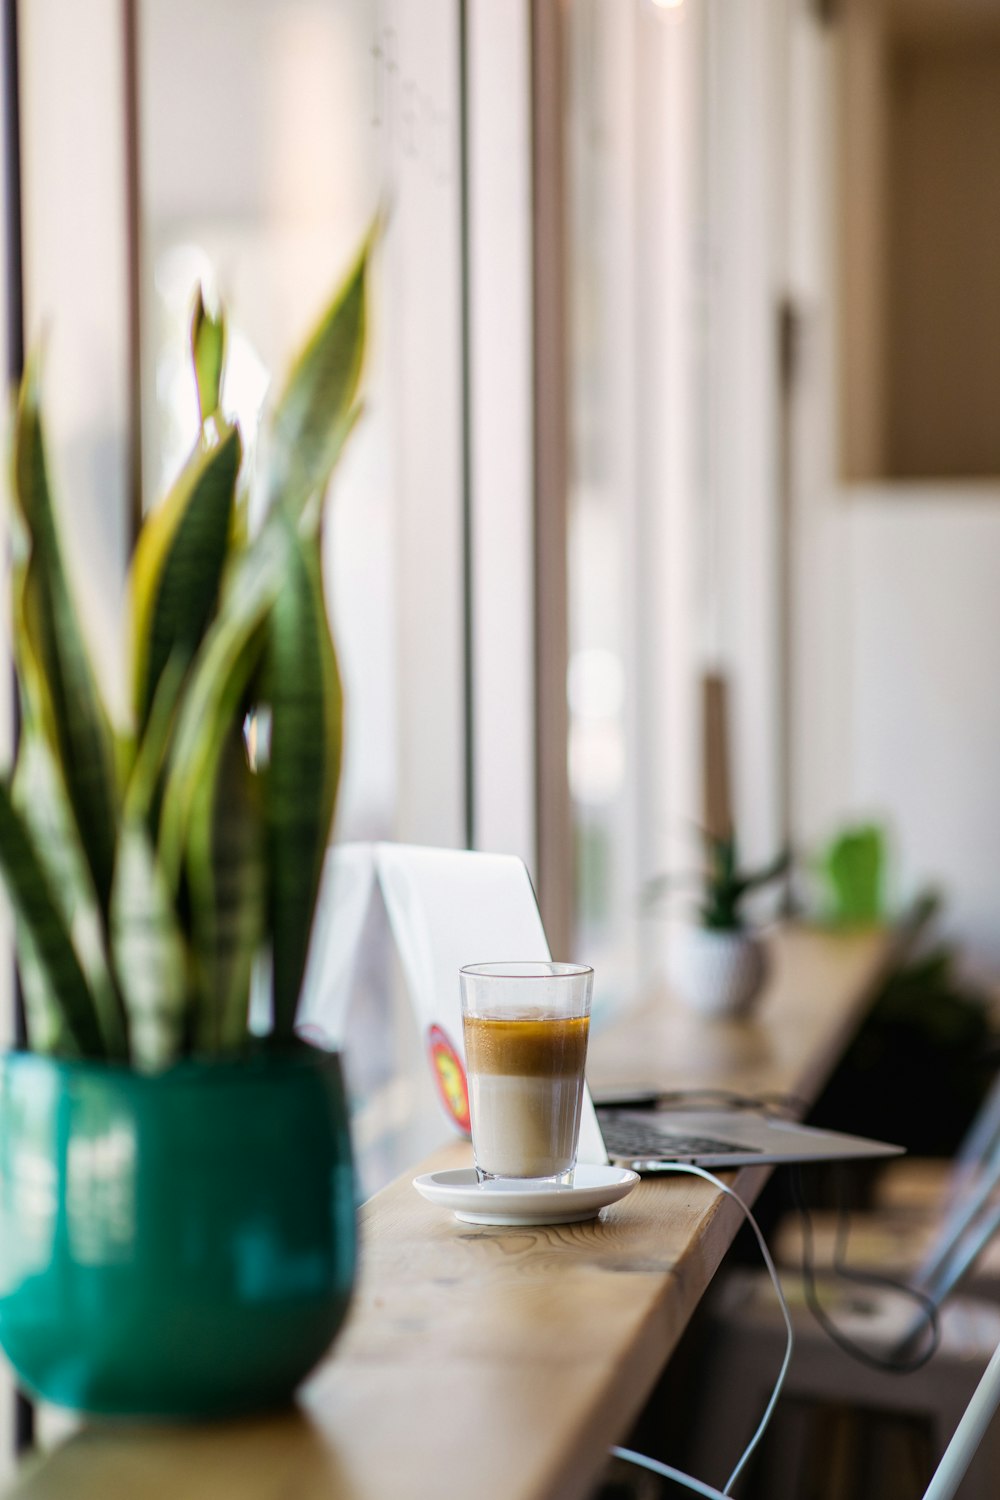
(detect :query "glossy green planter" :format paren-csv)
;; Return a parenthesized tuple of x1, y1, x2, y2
(0, 1046, 356, 1418)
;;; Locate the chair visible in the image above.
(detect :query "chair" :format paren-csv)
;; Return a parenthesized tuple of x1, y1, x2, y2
(604, 1328, 1000, 1500)
(674, 991, 1000, 1496)
(785, 1070, 1000, 1288)
(682, 1104, 1000, 1499)
(923, 1334, 1000, 1500)
(685, 1272, 1000, 1498)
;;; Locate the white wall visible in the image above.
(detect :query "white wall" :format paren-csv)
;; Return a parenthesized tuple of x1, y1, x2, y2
(788, 11, 1000, 977)
(797, 481, 1000, 976)
(847, 490, 1000, 969)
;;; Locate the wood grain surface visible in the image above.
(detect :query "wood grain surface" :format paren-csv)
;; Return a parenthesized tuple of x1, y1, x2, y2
(4, 925, 895, 1500)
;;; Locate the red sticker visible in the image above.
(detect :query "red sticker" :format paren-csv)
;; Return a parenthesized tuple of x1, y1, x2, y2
(428, 1024, 471, 1134)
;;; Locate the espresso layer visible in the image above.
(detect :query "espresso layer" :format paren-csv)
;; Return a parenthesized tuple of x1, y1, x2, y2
(463, 1014, 590, 1078)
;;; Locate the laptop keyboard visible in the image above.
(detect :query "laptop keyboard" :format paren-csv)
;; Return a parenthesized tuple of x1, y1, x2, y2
(597, 1110, 762, 1161)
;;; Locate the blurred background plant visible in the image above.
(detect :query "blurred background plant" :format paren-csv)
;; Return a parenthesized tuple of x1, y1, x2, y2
(817, 823, 886, 927)
(645, 829, 790, 932)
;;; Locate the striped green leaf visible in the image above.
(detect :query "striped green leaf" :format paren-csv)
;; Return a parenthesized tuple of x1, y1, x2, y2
(264, 229, 373, 527)
(123, 653, 187, 828)
(187, 725, 265, 1054)
(156, 525, 284, 891)
(12, 361, 119, 920)
(264, 520, 343, 1039)
(114, 656, 188, 1010)
(131, 421, 242, 733)
(110, 814, 190, 1072)
(16, 930, 76, 1057)
(13, 731, 127, 1058)
(0, 780, 106, 1058)
(191, 287, 226, 425)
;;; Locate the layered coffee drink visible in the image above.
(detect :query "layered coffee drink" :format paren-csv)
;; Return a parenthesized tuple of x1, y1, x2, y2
(462, 1011, 591, 1180)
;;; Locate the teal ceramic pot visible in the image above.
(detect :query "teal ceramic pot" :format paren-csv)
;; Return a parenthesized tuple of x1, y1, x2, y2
(0, 1045, 356, 1418)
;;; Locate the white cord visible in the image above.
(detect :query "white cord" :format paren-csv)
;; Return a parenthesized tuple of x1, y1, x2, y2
(609, 1446, 731, 1499)
(612, 1163, 794, 1497)
(605, 1440, 731, 1500)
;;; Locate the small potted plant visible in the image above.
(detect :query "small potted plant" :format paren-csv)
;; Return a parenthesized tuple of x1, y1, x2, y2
(647, 832, 790, 1019)
(0, 228, 373, 1417)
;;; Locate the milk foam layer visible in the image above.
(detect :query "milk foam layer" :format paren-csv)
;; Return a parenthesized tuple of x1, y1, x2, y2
(466, 1073, 584, 1178)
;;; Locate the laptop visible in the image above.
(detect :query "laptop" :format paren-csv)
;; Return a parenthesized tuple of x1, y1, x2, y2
(592, 1099, 902, 1170)
(373, 843, 904, 1171)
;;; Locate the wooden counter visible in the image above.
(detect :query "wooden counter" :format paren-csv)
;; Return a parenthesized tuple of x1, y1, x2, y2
(5, 926, 896, 1500)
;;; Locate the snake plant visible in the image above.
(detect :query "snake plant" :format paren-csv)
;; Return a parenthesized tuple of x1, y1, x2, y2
(1, 229, 373, 1069)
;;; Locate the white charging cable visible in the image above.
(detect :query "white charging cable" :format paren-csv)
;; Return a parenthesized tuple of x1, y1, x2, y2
(611, 1162, 794, 1498)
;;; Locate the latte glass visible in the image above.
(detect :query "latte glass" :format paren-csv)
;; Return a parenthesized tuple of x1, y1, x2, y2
(459, 961, 594, 1184)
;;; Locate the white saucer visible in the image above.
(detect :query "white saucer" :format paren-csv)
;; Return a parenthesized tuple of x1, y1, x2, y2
(412, 1163, 640, 1226)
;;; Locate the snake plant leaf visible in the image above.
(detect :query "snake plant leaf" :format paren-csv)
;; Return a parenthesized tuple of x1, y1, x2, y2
(156, 525, 284, 890)
(264, 521, 342, 1039)
(13, 731, 127, 1058)
(110, 814, 190, 1072)
(190, 286, 226, 425)
(187, 724, 265, 1054)
(264, 229, 373, 527)
(16, 929, 76, 1056)
(9, 510, 48, 740)
(122, 654, 188, 846)
(0, 779, 106, 1058)
(12, 360, 119, 920)
(130, 421, 242, 733)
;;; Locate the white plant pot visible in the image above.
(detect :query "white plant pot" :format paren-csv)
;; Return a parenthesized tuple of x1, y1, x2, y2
(666, 926, 768, 1020)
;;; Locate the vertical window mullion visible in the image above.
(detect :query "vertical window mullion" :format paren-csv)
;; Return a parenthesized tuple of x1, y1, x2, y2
(466, 0, 537, 874)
